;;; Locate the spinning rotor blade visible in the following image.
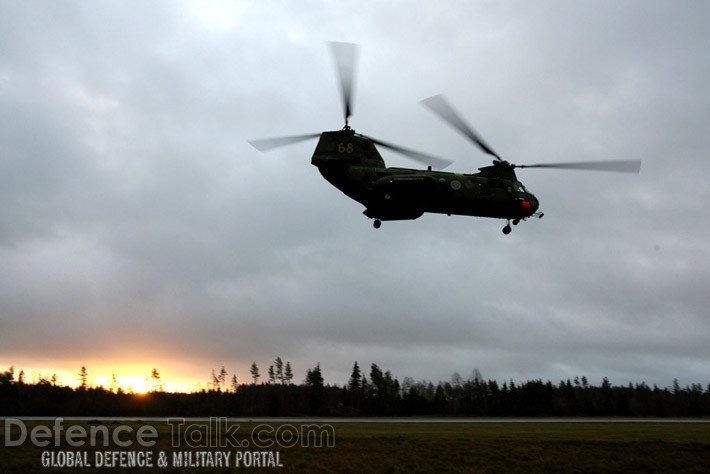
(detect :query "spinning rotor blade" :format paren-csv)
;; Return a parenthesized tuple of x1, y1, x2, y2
(248, 133, 321, 152)
(421, 94, 501, 160)
(330, 41, 358, 125)
(365, 135, 453, 170)
(516, 160, 641, 173)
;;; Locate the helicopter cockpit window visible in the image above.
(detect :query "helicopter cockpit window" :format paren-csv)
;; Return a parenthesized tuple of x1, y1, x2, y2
(514, 183, 527, 197)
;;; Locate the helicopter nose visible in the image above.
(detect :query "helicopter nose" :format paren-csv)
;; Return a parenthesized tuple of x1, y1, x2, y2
(528, 194, 540, 215)
(520, 195, 539, 215)
(529, 194, 539, 213)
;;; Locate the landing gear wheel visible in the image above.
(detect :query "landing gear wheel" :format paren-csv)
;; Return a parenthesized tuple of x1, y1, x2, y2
(502, 224, 512, 235)
(512, 219, 520, 226)
(373, 219, 382, 229)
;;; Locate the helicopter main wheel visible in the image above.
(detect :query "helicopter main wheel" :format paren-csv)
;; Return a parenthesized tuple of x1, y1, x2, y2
(373, 219, 382, 229)
(512, 219, 520, 226)
(502, 223, 512, 235)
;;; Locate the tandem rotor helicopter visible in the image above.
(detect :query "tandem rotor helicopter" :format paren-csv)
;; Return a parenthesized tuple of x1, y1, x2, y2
(249, 42, 641, 234)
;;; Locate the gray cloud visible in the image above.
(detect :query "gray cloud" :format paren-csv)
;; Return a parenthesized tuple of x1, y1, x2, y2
(1, 0, 709, 390)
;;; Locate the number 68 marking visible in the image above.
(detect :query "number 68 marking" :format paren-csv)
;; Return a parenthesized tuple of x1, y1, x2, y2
(338, 143, 354, 153)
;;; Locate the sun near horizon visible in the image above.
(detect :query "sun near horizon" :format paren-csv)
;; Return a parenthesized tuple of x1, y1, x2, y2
(92, 368, 203, 394)
(2, 364, 205, 394)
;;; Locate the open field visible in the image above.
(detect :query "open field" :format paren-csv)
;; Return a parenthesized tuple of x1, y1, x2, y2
(2, 419, 710, 473)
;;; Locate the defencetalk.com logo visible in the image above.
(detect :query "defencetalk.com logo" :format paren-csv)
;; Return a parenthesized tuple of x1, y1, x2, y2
(3, 417, 335, 469)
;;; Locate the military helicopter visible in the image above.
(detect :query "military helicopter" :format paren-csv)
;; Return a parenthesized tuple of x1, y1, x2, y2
(249, 42, 641, 234)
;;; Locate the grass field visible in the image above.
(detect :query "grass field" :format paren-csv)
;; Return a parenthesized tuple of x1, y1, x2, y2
(2, 419, 709, 473)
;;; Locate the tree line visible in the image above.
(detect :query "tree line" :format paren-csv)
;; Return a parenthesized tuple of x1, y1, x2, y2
(2, 362, 709, 417)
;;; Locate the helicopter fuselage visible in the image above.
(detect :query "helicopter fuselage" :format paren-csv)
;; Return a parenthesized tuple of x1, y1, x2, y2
(311, 129, 540, 227)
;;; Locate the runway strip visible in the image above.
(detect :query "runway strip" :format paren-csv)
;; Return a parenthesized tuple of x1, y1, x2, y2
(4, 417, 710, 423)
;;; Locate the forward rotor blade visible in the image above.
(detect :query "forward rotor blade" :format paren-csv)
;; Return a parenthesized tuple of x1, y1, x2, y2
(517, 160, 642, 173)
(330, 41, 358, 125)
(248, 133, 321, 152)
(365, 135, 453, 170)
(421, 94, 501, 160)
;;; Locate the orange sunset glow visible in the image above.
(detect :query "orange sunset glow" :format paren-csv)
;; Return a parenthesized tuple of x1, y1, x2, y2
(2, 362, 223, 394)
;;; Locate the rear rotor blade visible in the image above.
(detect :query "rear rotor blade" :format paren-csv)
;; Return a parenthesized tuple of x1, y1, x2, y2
(364, 135, 453, 170)
(421, 94, 501, 160)
(248, 133, 321, 152)
(330, 42, 358, 125)
(516, 160, 641, 173)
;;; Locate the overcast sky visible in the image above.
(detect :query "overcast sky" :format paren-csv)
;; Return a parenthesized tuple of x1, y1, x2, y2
(1, 0, 709, 392)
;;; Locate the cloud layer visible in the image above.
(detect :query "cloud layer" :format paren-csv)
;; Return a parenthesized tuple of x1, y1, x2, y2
(1, 0, 709, 389)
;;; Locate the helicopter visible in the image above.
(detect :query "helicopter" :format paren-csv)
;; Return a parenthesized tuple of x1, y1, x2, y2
(249, 42, 641, 234)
